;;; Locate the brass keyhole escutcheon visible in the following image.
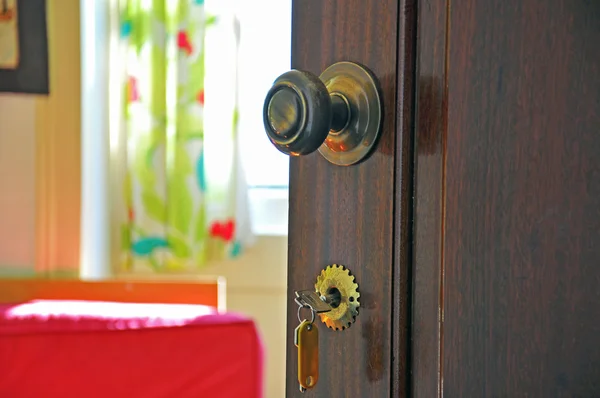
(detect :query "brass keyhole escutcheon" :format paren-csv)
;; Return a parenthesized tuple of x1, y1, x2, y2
(315, 264, 360, 331)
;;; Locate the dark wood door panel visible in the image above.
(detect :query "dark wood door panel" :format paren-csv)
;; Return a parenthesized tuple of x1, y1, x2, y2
(287, 0, 403, 396)
(392, 0, 418, 397)
(412, 0, 449, 396)
(414, 0, 600, 396)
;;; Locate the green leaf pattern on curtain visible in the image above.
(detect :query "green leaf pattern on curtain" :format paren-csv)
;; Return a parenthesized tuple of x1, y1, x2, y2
(118, 0, 249, 272)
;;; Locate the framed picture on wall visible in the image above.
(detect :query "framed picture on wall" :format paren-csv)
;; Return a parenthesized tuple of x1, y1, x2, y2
(0, 0, 49, 94)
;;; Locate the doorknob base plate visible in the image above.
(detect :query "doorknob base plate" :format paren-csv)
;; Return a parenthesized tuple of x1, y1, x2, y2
(318, 62, 382, 166)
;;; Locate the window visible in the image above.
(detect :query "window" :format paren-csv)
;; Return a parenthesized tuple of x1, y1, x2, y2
(206, 0, 292, 235)
(79, 0, 291, 278)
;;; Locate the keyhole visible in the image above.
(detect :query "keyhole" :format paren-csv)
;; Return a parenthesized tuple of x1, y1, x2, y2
(323, 287, 342, 308)
(306, 376, 314, 386)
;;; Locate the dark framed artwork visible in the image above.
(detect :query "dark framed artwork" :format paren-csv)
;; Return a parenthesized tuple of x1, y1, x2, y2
(0, 0, 49, 94)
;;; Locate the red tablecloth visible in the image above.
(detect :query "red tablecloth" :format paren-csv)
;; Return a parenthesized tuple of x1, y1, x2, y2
(0, 300, 263, 398)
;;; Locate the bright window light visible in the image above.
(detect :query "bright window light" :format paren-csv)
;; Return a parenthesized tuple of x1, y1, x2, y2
(80, 0, 292, 279)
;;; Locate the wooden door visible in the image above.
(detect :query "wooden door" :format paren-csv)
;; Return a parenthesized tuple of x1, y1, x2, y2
(284, 0, 415, 397)
(413, 0, 600, 396)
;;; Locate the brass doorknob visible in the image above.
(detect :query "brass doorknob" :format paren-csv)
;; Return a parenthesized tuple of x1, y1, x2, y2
(262, 61, 382, 166)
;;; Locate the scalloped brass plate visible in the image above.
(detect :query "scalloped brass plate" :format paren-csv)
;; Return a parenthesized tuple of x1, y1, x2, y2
(315, 264, 360, 331)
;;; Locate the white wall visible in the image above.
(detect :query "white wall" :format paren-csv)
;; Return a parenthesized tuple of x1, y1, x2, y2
(0, 2, 81, 275)
(0, 95, 37, 271)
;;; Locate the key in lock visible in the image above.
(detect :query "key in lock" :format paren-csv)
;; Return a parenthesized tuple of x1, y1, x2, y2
(293, 265, 361, 392)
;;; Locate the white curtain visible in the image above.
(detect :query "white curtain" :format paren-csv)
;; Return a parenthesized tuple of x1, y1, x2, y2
(108, 0, 253, 274)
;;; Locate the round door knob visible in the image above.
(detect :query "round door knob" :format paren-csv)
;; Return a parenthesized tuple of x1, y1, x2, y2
(262, 61, 382, 166)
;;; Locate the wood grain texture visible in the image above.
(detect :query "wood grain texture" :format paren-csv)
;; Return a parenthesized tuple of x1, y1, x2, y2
(411, 0, 449, 396)
(392, 0, 417, 397)
(414, 0, 600, 396)
(287, 0, 401, 396)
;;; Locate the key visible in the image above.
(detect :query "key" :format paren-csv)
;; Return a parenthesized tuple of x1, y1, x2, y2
(294, 290, 332, 314)
(295, 319, 319, 392)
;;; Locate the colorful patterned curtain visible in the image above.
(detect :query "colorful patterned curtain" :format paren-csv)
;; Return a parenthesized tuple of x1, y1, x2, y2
(114, 0, 252, 273)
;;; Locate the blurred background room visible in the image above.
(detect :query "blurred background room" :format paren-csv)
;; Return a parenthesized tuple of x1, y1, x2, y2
(0, 1, 291, 396)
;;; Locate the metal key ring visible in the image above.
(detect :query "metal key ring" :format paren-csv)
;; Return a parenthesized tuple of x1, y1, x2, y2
(297, 304, 316, 324)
